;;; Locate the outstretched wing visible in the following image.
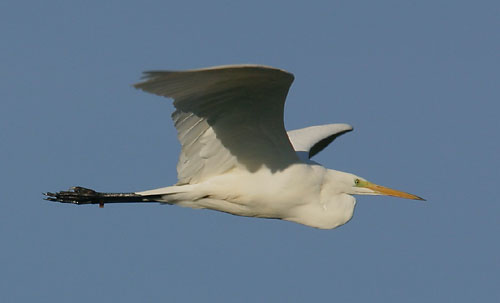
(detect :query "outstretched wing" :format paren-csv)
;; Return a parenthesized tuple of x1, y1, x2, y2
(134, 65, 299, 184)
(287, 124, 353, 160)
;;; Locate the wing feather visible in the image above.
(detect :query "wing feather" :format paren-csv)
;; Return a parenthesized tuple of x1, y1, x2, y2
(134, 65, 299, 184)
(287, 124, 353, 160)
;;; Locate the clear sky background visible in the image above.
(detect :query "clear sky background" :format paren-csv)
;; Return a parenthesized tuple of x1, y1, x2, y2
(1, 1, 498, 302)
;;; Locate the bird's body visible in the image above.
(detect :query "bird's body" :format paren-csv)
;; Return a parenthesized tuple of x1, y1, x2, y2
(45, 65, 423, 229)
(138, 164, 355, 229)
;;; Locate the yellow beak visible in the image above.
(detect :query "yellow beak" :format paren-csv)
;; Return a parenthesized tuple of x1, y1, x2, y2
(365, 182, 425, 201)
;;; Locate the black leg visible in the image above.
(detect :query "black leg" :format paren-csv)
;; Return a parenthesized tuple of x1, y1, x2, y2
(44, 186, 145, 206)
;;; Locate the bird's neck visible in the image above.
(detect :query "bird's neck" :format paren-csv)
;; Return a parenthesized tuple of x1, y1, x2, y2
(283, 169, 357, 229)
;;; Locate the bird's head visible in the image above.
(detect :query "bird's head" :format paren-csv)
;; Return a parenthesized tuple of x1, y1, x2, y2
(329, 170, 424, 201)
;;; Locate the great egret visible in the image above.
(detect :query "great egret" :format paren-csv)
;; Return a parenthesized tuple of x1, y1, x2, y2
(45, 65, 424, 229)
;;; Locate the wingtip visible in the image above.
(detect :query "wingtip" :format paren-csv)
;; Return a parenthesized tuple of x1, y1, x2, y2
(340, 123, 354, 132)
(132, 72, 156, 89)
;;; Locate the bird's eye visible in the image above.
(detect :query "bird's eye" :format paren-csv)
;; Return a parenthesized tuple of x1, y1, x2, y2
(354, 179, 360, 185)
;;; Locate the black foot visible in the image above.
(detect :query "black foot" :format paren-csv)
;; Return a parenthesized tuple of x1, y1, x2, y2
(44, 186, 102, 205)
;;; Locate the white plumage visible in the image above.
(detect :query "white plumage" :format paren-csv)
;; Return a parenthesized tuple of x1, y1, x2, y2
(45, 65, 424, 229)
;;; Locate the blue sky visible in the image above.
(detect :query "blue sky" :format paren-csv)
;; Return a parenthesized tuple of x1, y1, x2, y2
(1, 1, 498, 302)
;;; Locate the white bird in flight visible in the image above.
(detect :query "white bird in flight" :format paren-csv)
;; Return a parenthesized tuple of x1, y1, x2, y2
(45, 65, 424, 229)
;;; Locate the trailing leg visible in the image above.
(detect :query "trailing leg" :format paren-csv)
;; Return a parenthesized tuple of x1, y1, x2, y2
(43, 186, 158, 206)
